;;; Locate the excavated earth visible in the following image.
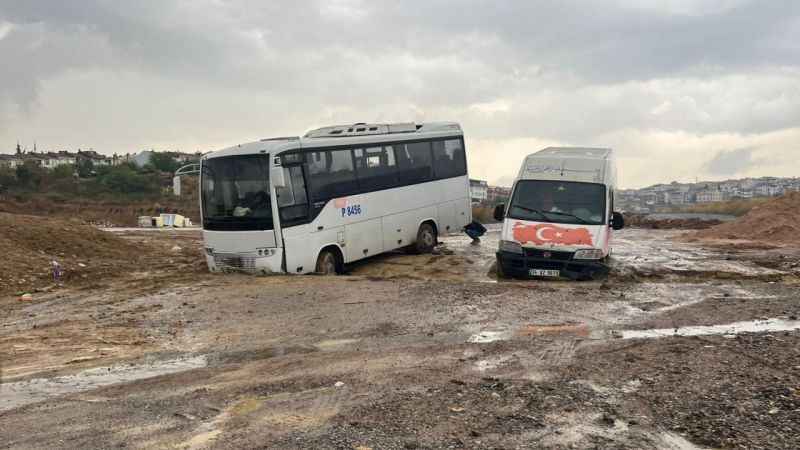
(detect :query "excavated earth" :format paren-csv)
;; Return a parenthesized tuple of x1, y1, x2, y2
(1, 219, 800, 449)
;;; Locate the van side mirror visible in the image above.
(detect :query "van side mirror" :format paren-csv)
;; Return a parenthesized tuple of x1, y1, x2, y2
(493, 204, 505, 222)
(270, 166, 287, 188)
(610, 211, 625, 230)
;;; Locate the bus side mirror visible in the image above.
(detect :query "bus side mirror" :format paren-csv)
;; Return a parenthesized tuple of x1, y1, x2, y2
(611, 211, 625, 230)
(271, 166, 286, 188)
(493, 204, 505, 222)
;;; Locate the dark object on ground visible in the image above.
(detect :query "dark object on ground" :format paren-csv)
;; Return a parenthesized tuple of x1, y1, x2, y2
(464, 220, 487, 241)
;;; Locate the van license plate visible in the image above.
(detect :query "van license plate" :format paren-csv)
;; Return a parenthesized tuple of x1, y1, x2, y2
(530, 269, 560, 278)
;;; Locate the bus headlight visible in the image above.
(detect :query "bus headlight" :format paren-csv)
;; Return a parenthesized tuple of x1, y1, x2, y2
(256, 247, 276, 257)
(573, 249, 604, 260)
(499, 240, 523, 254)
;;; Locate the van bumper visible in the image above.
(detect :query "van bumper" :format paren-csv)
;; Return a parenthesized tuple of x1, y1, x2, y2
(496, 250, 609, 281)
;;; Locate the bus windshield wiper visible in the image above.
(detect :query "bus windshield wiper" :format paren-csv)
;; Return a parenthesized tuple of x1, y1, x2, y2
(542, 210, 591, 224)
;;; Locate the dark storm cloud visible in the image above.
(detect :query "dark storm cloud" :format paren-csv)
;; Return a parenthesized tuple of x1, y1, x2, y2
(2, 1, 798, 106)
(1, 0, 799, 187)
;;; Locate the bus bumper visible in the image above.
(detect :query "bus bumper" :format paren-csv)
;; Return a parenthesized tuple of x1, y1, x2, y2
(496, 250, 609, 281)
(205, 248, 284, 274)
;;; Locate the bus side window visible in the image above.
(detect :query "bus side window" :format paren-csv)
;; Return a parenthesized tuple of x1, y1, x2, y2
(276, 165, 309, 222)
(432, 139, 467, 179)
(305, 150, 358, 200)
(354, 146, 398, 191)
(396, 142, 432, 185)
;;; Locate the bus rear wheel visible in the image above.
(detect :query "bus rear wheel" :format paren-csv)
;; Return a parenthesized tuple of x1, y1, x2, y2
(415, 223, 437, 254)
(315, 249, 340, 275)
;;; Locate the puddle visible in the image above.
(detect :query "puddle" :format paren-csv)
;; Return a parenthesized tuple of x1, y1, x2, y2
(611, 229, 785, 277)
(620, 283, 778, 318)
(617, 318, 800, 340)
(0, 355, 207, 412)
(314, 339, 360, 350)
(657, 432, 707, 450)
(474, 354, 515, 372)
(467, 330, 512, 343)
(516, 322, 590, 337)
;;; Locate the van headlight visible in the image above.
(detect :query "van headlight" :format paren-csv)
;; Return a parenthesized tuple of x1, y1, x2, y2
(499, 240, 523, 254)
(573, 249, 604, 260)
(204, 247, 214, 256)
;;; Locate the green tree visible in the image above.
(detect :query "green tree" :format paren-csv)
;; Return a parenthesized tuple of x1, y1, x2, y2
(98, 165, 160, 195)
(77, 158, 95, 177)
(15, 162, 45, 190)
(0, 167, 16, 193)
(51, 164, 76, 179)
(149, 152, 180, 173)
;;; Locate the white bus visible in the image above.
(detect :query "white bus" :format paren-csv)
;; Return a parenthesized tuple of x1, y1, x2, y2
(201, 122, 472, 275)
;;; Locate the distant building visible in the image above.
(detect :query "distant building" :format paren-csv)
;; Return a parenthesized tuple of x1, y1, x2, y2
(696, 189, 725, 203)
(469, 179, 488, 204)
(133, 150, 202, 168)
(39, 151, 77, 169)
(77, 150, 113, 166)
(0, 154, 24, 169)
(667, 190, 687, 205)
(487, 185, 511, 204)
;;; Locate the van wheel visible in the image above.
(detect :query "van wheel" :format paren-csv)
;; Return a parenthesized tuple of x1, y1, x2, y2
(495, 257, 508, 279)
(415, 223, 437, 254)
(315, 249, 340, 275)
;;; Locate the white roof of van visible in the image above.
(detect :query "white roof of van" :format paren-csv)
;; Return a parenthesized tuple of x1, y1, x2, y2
(204, 122, 463, 159)
(533, 147, 613, 159)
(518, 146, 616, 185)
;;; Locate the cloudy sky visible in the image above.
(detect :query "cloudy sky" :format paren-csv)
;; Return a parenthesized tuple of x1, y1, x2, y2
(1, 0, 798, 187)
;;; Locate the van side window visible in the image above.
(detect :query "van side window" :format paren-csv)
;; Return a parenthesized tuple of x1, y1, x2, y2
(395, 142, 433, 185)
(354, 146, 398, 191)
(432, 139, 467, 179)
(306, 150, 358, 200)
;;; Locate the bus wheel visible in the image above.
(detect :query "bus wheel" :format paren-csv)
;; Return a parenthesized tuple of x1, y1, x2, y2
(315, 249, 340, 275)
(415, 223, 437, 254)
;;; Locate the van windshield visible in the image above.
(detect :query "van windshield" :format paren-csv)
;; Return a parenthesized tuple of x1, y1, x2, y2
(508, 180, 606, 225)
(201, 154, 273, 231)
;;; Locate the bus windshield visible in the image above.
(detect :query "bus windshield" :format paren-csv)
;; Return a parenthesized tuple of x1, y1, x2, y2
(201, 154, 273, 231)
(508, 180, 606, 225)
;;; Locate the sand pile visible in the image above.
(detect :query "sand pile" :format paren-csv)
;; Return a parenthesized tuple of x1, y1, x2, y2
(690, 192, 800, 245)
(0, 213, 141, 295)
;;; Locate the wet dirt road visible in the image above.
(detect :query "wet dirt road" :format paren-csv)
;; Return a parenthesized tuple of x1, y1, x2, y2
(1, 228, 799, 449)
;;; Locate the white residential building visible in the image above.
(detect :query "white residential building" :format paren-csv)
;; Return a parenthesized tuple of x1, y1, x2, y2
(469, 179, 488, 204)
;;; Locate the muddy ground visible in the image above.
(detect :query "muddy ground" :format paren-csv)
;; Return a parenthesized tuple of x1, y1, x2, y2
(1, 227, 800, 449)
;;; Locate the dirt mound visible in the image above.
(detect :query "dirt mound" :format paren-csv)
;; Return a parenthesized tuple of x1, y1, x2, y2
(689, 192, 800, 245)
(0, 195, 199, 227)
(0, 213, 142, 296)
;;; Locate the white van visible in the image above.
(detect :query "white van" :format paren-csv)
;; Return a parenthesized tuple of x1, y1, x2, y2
(493, 147, 624, 280)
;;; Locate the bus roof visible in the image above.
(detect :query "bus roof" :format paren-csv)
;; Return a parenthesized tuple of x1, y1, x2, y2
(204, 122, 463, 160)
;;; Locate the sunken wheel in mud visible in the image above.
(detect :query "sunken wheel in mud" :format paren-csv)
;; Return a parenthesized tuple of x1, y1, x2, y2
(495, 257, 508, 279)
(315, 249, 341, 275)
(415, 223, 437, 254)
